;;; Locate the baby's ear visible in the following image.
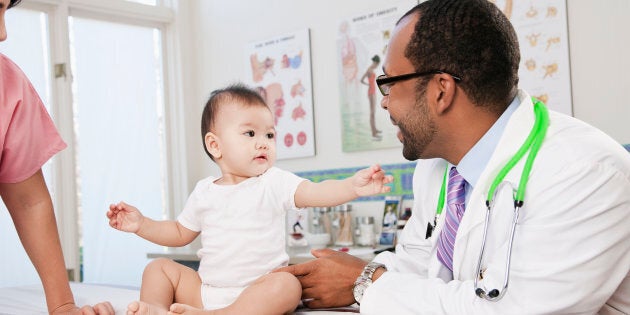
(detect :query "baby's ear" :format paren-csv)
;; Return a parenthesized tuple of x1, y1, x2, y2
(204, 132, 221, 159)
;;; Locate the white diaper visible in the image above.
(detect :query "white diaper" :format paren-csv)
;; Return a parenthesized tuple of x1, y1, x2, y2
(200, 283, 246, 310)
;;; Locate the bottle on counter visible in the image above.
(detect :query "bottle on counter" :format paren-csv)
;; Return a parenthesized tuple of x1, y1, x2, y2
(334, 204, 354, 246)
(355, 216, 375, 247)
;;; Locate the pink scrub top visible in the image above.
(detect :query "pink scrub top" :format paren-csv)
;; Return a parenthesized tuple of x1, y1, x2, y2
(0, 53, 67, 183)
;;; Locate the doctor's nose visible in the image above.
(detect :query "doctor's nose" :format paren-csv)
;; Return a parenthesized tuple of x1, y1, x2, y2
(380, 95, 388, 110)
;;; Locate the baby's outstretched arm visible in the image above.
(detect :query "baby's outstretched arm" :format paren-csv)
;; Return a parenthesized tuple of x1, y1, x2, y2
(295, 164, 394, 208)
(106, 201, 199, 247)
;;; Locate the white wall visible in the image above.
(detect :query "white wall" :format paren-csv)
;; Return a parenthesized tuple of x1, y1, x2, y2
(567, 0, 630, 144)
(177, 0, 630, 221)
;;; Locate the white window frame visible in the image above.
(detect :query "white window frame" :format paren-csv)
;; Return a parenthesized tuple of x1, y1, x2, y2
(15, 0, 188, 281)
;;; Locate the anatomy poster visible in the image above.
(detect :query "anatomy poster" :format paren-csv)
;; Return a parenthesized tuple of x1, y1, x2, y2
(246, 29, 315, 160)
(337, 2, 416, 152)
(491, 0, 572, 114)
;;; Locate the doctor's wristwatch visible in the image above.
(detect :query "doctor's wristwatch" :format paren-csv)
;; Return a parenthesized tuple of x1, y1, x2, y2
(353, 262, 387, 304)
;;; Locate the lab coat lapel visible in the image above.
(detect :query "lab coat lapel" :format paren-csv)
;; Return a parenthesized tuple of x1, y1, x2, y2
(452, 90, 537, 279)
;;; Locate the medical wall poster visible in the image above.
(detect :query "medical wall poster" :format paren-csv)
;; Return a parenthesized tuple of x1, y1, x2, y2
(337, 2, 416, 152)
(246, 29, 315, 160)
(491, 0, 572, 115)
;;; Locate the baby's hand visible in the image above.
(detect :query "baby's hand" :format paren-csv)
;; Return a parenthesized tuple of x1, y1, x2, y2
(353, 164, 394, 196)
(106, 201, 143, 233)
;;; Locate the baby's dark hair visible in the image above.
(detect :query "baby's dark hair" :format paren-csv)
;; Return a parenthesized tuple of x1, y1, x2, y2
(200, 83, 268, 159)
(8, 0, 22, 9)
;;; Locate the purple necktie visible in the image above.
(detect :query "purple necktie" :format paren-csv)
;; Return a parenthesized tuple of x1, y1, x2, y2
(436, 167, 467, 272)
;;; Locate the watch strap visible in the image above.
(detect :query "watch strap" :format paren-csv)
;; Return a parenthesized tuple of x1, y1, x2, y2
(362, 261, 386, 279)
(353, 262, 386, 304)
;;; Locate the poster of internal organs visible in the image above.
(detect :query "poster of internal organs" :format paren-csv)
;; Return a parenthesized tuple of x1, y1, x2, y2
(337, 2, 416, 152)
(492, 0, 572, 115)
(246, 29, 315, 160)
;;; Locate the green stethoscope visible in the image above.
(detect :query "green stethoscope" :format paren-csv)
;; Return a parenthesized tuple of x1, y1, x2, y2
(425, 98, 550, 302)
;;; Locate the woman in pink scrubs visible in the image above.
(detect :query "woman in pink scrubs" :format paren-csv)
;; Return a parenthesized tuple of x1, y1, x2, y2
(0, 0, 113, 313)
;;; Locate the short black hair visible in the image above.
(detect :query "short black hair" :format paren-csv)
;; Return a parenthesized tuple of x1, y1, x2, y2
(200, 83, 268, 159)
(401, 0, 520, 113)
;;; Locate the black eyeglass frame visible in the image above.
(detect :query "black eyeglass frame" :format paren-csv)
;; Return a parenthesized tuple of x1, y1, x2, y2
(376, 70, 462, 96)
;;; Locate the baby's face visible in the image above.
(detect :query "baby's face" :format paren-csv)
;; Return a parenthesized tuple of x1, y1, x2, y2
(212, 102, 277, 179)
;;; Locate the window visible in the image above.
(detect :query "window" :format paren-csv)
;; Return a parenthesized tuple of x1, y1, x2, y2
(0, 0, 186, 287)
(70, 17, 166, 286)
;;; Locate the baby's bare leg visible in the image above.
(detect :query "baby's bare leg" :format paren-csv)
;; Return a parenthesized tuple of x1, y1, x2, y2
(169, 272, 301, 315)
(128, 258, 203, 315)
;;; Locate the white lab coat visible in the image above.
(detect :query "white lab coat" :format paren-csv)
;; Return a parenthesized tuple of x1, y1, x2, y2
(363, 90, 630, 314)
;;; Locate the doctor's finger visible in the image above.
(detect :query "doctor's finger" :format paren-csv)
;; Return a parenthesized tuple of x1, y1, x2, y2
(310, 248, 337, 258)
(300, 286, 322, 301)
(302, 287, 353, 309)
(302, 298, 323, 309)
(274, 262, 314, 277)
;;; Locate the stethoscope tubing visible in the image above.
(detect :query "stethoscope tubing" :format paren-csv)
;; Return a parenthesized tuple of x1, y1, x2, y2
(432, 98, 549, 301)
(473, 98, 549, 301)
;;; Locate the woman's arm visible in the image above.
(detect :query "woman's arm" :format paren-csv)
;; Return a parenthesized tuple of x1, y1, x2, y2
(0, 169, 114, 314)
(360, 70, 370, 85)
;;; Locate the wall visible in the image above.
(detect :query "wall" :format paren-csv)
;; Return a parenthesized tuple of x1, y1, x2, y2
(178, 0, 630, 224)
(182, 0, 413, 180)
(566, 0, 630, 143)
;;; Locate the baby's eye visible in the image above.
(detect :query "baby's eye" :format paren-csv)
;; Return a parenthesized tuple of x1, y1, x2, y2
(244, 130, 255, 137)
(266, 132, 275, 139)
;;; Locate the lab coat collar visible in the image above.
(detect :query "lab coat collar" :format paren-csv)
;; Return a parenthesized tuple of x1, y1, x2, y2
(452, 89, 537, 279)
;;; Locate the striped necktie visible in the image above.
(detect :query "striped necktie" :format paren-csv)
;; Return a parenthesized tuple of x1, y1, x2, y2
(436, 167, 467, 272)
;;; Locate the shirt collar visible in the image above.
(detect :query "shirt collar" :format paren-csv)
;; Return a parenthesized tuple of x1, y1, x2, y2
(456, 95, 520, 189)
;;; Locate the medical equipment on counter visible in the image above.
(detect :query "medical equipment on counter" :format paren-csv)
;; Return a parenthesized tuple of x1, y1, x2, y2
(334, 204, 354, 246)
(309, 207, 333, 247)
(355, 216, 376, 246)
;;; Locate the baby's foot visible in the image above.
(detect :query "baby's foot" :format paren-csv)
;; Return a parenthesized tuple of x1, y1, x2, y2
(127, 301, 168, 315)
(169, 303, 212, 315)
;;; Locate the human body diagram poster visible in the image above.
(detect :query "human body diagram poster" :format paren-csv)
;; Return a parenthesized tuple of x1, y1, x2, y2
(246, 29, 315, 160)
(337, 2, 416, 153)
(337, 1, 571, 153)
(493, 0, 572, 115)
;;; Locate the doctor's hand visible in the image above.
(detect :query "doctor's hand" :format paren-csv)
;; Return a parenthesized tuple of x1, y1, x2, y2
(274, 248, 367, 308)
(106, 201, 144, 233)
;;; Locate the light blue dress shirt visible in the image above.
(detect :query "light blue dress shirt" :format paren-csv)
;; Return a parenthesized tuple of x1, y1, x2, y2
(456, 95, 521, 202)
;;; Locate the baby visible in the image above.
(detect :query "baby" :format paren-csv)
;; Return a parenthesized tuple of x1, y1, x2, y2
(107, 83, 393, 315)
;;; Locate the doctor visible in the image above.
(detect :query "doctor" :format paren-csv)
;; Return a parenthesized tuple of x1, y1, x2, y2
(277, 0, 630, 313)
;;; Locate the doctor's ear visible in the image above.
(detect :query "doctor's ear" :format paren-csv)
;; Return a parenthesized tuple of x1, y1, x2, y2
(204, 132, 222, 159)
(433, 73, 458, 115)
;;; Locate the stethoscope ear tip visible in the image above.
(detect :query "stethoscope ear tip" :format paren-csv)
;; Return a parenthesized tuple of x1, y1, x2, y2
(488, 289, 500, 298)
(475, 288, 485, 297)
(475, 288, 501, 299)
